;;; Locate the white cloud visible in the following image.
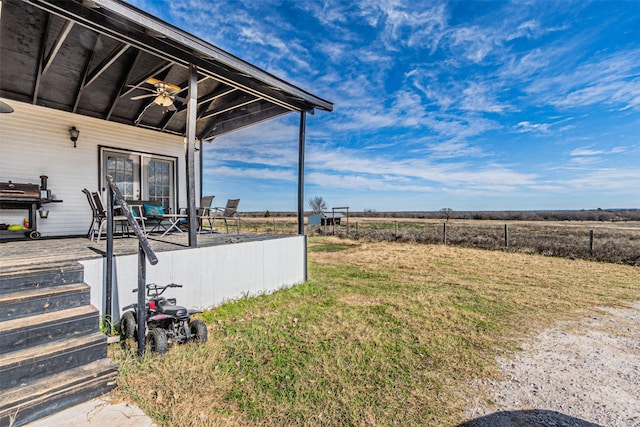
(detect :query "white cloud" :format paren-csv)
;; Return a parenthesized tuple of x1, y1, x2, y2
(460, 82, 511, 113)
(564, 168, 640, 191)
(527, 48, 640, 111)
(569, 146, 627, 156)
(514, 121, 551, 133)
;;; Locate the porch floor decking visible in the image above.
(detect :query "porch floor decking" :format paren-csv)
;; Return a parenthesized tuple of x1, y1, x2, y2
(0, 232, 290, 269)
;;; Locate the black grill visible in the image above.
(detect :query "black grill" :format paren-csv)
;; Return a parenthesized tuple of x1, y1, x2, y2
(0, 181, 43, 240)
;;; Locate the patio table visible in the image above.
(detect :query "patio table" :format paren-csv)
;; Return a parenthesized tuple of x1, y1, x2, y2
(160, 213, 188, 237)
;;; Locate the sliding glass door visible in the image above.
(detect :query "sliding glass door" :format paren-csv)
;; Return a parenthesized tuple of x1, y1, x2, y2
(105, 152, 140, 200)
(147, 159, 172, 208)
(101, 148, 177, 211)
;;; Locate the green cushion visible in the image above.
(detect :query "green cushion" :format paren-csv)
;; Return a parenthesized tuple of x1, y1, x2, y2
(144, 204, 165, 216)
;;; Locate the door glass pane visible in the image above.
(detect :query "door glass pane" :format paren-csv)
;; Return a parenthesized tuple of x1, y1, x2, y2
(107, 155, 136, 200)
(148, 159, 172, 208)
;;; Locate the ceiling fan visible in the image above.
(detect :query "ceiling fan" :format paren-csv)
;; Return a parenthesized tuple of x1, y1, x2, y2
(0, 100, 14, 113)
(130, 77, 184, 112)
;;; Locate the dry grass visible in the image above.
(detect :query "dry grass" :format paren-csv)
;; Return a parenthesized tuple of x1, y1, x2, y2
(237, 217, 640, 265)
(110, 237, 640, 426)
(311, 220, 640, 265)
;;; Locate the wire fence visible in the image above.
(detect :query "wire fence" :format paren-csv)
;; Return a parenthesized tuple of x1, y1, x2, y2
(236, 217, 639, 266)
(306, 220, 640, 266)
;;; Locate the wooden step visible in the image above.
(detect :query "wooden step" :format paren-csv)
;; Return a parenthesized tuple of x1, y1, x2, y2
(0, 283, 90, 321)
(0, 358, 117, 427)
(0, 261, 84, 295)
(0, 306, 99, 355)
(0, 332, 107, 392)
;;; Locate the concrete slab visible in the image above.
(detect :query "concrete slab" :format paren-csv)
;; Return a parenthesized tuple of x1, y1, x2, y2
(25, 397, 156, 427)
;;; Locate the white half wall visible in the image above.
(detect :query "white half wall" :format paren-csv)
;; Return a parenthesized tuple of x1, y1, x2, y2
(81, 235, 306, 317)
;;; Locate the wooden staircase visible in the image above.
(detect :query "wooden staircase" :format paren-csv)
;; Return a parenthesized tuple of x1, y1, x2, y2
(0, 261, 117, 426)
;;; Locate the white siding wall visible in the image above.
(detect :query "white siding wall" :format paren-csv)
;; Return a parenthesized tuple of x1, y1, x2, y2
(82, 236, 306, 315)
(0, 99, 200, 237)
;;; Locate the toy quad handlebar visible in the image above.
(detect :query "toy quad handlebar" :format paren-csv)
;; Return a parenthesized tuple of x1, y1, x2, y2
(132, 283, 182, 297)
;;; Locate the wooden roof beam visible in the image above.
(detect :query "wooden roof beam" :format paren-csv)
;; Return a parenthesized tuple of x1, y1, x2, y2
(32, 12, 51, 104)
(84, 42, 131, 88)
(42, 19, 74, 76)
(72, 32, 100, 113)
(200, 103, 288, 140)
(106, 49, 141, 120)
(199, 95, 258, 120)
(119, 61, 173, 99)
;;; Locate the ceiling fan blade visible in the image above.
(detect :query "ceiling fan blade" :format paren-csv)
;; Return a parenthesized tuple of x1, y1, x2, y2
(0, 100, 14, 113)
(174, 95, 187, 104)
(167, 103, 177, 112)
(128, 84, 156, 93)
(146, 77, 182, 92)
(165, 83, 182, 92)
(131, 94, 156, 101)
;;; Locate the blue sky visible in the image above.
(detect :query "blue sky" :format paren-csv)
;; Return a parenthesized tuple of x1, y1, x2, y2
(132, 0, 640, 212)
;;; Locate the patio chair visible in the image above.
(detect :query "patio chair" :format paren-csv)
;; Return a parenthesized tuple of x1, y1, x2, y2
(88, 191, 142, 242)
(170, 196, 215, 234)
(211, 198, 240, 233)
(196, 195, 215, 233)
(82, 188, 101, 239)
(140, 200, 169, 234)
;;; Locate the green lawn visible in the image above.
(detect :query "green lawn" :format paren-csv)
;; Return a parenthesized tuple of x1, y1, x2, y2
(111, 237, 639, 426)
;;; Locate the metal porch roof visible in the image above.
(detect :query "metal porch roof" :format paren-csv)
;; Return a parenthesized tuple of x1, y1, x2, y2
(0, 0, 333, 140)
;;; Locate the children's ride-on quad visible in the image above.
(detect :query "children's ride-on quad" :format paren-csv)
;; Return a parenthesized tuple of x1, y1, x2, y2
(120, 283, 207, 354)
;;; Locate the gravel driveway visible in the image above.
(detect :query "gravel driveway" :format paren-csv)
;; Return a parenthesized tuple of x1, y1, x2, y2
(462, 301, 640, 427)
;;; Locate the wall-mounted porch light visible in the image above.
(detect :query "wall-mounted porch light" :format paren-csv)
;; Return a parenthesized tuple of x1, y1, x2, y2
(68, 126, 80, 148)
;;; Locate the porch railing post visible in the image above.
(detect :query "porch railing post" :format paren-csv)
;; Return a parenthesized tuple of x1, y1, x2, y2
(297, 112, 307, 281)
(185, 63, 198, 247)
(297, 111, 306, 236)
(105, 186, 114, 335)
(105, 174, 158, 357)
(137, 244, 146, 357)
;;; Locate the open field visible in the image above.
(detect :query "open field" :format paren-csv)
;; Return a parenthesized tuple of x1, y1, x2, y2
(239, 217, 640, 265)
(110, 237, 640, 426)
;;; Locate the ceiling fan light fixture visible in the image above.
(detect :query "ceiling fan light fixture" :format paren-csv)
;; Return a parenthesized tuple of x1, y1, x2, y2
(154, 94, 173, 107)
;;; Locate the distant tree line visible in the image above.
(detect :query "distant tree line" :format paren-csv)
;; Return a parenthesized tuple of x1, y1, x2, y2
(243, 209, 640, 222)
(349, 209, 640, 222)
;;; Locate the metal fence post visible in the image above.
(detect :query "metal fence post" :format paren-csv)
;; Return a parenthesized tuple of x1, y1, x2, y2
(443, 222, 447, 244)
(504, 224, 509, 248)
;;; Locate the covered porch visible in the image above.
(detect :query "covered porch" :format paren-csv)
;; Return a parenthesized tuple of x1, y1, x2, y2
(0, 232, 306, 317)
(0, 0, 332, 305)
(0, 0, 332, 245)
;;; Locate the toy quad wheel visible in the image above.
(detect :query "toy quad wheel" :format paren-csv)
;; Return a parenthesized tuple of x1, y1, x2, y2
(146, 327, 168, 354)
(120, 311, 137, 339)
(190, 320, 208, 343)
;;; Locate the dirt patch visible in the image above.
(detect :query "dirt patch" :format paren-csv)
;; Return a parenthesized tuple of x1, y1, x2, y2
(464, 301, 640, 426)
